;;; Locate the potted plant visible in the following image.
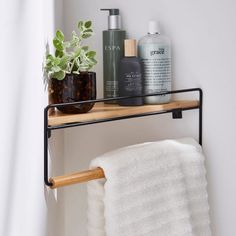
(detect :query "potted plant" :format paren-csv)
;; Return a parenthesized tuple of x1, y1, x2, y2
(44, 20, 97, 114)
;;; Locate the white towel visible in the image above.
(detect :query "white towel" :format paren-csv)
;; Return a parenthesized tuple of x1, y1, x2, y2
(87, 138, 211, 236)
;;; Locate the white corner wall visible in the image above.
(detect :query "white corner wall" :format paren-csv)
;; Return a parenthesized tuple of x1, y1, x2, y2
(52, 0, 236, 235)
(46, 1, 66, 236)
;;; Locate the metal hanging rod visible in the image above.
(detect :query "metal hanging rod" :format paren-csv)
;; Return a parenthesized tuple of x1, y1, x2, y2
(44, 88, 203, 188)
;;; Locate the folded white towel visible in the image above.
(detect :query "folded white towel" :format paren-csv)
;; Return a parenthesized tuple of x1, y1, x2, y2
(87, 138, 211, 236)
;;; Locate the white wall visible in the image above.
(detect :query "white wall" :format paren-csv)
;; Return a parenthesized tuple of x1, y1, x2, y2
(0, 0, 65, 235)
(46, 1, 66, 236)
(52, 0, 236, 235)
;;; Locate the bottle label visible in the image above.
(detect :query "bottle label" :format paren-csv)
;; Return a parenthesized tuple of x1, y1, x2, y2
(123, 72, 142, 93)
(104, 45, 121, 51)
(105, 81, 118, 97)
(139, 44, 171, 96)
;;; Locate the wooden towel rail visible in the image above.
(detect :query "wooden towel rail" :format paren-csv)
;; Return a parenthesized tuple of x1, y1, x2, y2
(49, 167, 105, 189)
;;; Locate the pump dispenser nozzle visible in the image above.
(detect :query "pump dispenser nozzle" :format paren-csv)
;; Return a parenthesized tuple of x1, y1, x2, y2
(100, 8, 121, 30)
(100, 9, 119, 15)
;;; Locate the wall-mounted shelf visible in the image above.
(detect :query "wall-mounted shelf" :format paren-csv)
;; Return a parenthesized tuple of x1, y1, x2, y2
(44, 88, 203, 188)
(48, 100, 199, 127)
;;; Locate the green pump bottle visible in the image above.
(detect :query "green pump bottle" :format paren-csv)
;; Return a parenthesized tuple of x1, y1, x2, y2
(101, 9, 126, 103)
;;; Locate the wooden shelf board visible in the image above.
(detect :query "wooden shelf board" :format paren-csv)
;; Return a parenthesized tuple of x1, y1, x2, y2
(48, 100, 199, 127)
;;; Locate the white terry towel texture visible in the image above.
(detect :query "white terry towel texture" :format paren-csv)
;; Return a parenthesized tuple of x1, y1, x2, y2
(87, 138, 211, 236)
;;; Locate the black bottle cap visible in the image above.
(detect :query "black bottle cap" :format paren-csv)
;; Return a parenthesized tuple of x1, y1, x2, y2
(100, 9, 119, 15)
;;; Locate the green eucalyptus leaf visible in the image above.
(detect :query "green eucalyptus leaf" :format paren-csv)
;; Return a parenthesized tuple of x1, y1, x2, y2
(74, 48, 81, 58)
(55, 50, 64, 57)
(90, 58, 97, 64)
(86, 51, 96, 58)
(53, 39, 63, 51)
(58, 56, 69, 70)
(59, 55, 70, 64)
(53, 71, 66, 80)
(88, 65, 93, 70)
(84, 29, 93, 33)
(53, 57, 61, 65)
(45, 65, 53, 73)
(86, 59, 95, 66)
(46, 58, 53, 65)
(60, 64, 67, 71)
(71, 31, 80, 46)
(84, 21, 92, 28)
(82, 46, 89, 51)
(69, 40, 77, 48)
(82, 33, 92, 39)
(46, 54, 53, 60)
(56, 30, 64, 41)
(52, 65, 61, 73)
(45, 67, 51, 73)
(45, 55, 54, 67)
(78, 21, 83, 30)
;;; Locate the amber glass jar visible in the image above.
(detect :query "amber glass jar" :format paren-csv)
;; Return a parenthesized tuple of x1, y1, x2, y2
(49, 72, 96, 114)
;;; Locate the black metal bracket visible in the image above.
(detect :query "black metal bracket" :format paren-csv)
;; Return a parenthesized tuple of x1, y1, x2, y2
(48, 129, 51, 139)
(172, 109, 183, 119)
(44, 88, 203, 187)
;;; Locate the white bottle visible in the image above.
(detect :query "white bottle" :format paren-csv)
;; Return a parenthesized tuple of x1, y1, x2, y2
(138, 20, 171, 104)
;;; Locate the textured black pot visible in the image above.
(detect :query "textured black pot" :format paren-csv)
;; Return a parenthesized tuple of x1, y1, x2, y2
(50, 72, 96, 114)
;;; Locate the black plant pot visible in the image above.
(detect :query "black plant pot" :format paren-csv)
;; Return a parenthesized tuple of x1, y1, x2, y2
(49, 72, 96, 114)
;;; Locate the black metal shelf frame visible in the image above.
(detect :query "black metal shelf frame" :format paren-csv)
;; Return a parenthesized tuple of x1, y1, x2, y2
(44, 88, 203, 187)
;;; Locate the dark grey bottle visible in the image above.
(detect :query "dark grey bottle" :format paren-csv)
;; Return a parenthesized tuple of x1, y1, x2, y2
(101, 9, 126, 103)
(119, 39, 143, 106)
